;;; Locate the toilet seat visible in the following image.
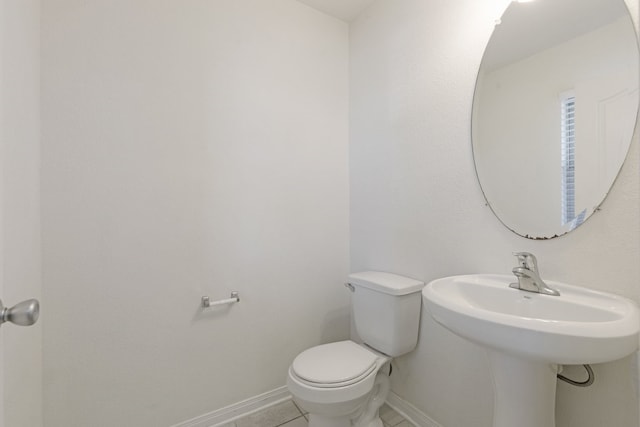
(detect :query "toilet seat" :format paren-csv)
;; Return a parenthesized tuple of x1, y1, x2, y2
(287, 340, 389, 406)
(291, 341, 379, 388)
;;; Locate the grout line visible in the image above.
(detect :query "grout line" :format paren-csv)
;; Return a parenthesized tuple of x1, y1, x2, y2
(274, 414, 307, 427)
(291, 400, 307, 415)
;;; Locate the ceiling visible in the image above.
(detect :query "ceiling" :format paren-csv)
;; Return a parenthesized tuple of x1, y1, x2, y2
(296, 0, 377, 22)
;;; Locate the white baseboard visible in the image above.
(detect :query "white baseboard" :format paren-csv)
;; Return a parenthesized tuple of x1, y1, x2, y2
(386, 391, 443, 427)
(172, 386, 291, 427)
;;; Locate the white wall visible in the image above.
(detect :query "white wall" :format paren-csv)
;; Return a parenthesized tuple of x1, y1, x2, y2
(0, 1, 43, 426)
(350, 0, 639, 426)
(41, 1, 349, 426)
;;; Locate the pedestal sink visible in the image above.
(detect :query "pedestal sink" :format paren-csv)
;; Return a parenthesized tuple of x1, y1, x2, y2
(423, 274, 640, 427)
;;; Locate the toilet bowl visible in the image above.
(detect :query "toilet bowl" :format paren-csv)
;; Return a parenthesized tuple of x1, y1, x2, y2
(287, 341, 390, 427)
(286, 272, 424, 427)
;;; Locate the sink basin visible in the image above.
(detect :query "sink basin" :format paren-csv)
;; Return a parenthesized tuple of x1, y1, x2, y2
(423, 273, 640, 427)
(423, 274, 639, 364)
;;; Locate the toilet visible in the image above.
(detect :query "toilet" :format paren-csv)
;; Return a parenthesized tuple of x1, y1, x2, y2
(287, 271, 424, 427)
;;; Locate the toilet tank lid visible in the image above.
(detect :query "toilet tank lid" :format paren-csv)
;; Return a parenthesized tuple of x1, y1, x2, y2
(348, 271, 424, 296)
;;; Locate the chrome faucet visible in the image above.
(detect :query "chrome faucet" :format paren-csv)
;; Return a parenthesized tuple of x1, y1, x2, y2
(509, 252, 560, 296)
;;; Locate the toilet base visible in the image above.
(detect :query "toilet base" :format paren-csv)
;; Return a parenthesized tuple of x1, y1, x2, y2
(308, 413, 351, 427)
(306, 370, 389, 427)
(308, 413, 383, 427)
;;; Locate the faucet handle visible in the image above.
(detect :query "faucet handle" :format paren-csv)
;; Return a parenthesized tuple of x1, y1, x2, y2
(512, 252, 538, 271)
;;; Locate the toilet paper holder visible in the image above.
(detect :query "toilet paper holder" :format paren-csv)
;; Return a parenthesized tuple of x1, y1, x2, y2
(201, 292, 240, 308)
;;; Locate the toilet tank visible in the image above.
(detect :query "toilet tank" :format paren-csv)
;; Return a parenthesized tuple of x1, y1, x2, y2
(348, 271, 425, 357)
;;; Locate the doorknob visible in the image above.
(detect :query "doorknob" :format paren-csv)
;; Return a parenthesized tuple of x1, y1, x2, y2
(0, 298, 39, 327)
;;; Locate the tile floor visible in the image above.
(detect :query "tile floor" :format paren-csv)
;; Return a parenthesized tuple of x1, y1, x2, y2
(220, 399, 415, 427)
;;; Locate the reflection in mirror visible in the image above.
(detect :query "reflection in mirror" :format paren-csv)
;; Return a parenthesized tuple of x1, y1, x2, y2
(472, 0, 639, 239)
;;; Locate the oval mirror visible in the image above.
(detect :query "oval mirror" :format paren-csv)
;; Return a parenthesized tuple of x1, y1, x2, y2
(472, 0, 639, 239)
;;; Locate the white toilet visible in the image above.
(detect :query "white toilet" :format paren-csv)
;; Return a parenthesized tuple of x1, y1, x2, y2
(287, 271, 424, 427)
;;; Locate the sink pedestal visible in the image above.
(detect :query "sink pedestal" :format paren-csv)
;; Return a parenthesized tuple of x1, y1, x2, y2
(488, 350, 557, 427)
